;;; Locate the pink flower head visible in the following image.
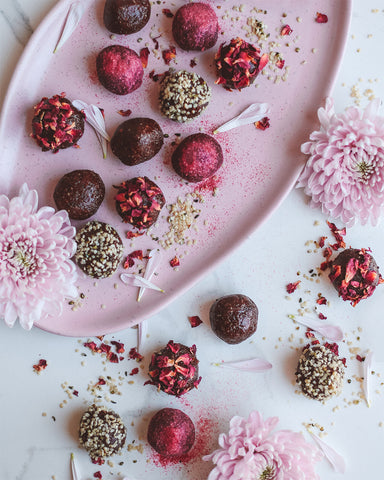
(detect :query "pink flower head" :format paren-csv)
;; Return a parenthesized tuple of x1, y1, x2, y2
(0, 184, 78, 329)
(203, 411, 322, 480)
(297, 98, 384, 226)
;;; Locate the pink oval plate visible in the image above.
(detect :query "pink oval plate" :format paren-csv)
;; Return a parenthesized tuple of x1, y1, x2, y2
(0, 0, 351, 336)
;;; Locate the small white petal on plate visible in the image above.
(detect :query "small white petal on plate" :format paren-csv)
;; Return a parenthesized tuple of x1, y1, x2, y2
(137, 249, 162, 302)
(309, 432, 346, 473)
(213, 103, 270, 134)
(120, 273, 164, 293)
(70, 453, 80, 480)
(137, 319, 148, 353)
(54, 2, 86, 53)
(289, 314, 343, 342)
(216, 358, 272, 372)
(73, 100, 110, 159)
(363, 351, 373, 407)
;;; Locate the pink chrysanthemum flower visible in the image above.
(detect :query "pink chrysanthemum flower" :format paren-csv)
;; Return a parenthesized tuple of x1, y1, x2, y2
(297, 98, 384, 226)
(0, 184, 78, 329)
(203, 411, 322, 480)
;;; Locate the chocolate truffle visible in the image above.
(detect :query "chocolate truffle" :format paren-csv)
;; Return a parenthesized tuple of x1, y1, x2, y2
(75, 221, 123, 278)
(209, 294, 258, 344)
(79, 404, 126, 462)
(114, 176, 165, 229)
(96, 45, 144, 95)
(147, 340, 201, 396)
(103, 0, 151, 34)
(147, 408, 195, 457)
(111, 117, 164, 166)
(295, 344, 345, 401)
(31, 94, 84, 152)
(159, 69, 211, 122)
(329, 248, 381, 306)
(53, 169, 105, 220)
(172, 133, 223, 183)
(215, 37, 269, 90)
(172, 3, 219, 51)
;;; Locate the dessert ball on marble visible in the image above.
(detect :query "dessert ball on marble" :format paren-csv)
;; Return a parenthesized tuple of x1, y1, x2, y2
(215, 37, 268, 90)
(159, 69, 211, 122)
(31, 94, 85, 152)
(111, 117, 164, 166)
(79, 404, 126, 462)
(147, 340, 201, 396)
(75, 221, 123, 278)
(295, 344, 345, 401)
(114, 176, 165, 229)
(209, 294, 258, 344)
(53, 169, 105, 220)
(329, 248, 381, 306)
(96, 45, 144, 95)
(103, 0, 151, 34)
(172, 2, 219, 51)
(172, 133, 223, 183)
(147, 408, 195, 457)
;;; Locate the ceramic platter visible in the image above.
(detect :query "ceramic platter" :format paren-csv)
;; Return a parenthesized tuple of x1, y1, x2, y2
(0, 0, 351, 336)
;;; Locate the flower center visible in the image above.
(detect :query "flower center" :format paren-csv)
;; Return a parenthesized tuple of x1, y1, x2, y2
(5, 238, 41, 280)
(356, 160, 374, 182)
(259, 465, 276, 480)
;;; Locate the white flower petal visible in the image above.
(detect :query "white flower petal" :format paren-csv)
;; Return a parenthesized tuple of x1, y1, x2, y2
(289, 315, 343, 342)
(217, 358, 272, 372)
(120, 273, 164, 293)
(54, 2, 86, 53)
(137, 319, 148, 354)
(213, 103, 270, 134)
(309, 432, 346, 473)
(137, 249, 162, 301)
(363, 351, 374, 407)
(70, 453, 80, 480)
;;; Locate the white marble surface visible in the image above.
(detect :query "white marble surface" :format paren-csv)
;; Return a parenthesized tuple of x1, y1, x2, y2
(1, 1, 384, 479)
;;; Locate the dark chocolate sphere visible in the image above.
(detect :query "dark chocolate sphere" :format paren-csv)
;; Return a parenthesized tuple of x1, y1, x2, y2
(104, 0, 151, 34)
(209, 294, 258, 344)
(53, 169, 105, 220)
(172, 3, 219, 51)
(329, 248, 381, 306)
(172, 133, 223, 183)
(79, 404, 126, 462)
(96, 45, 144, 95)
(147, 408, 195, 457)
(111, 117, 164, 166)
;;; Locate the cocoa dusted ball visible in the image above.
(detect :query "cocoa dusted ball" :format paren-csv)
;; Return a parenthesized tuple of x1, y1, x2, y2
(96, 45, 144, 95)
(103, 0, 151, 35)
(79, 404, 127, 463)
(114, 176, 165, 229)
(111, 118, 164, 166)
(147, 340, 201, 396)
(215, 37, 268, 90)
(209, 294, 258, 344)
(172, 3, 219, 51)
(172, 133, 223, 183)
(147, 408, 195, 457)
(53, 169, 105, 220)
(329, 248, 381, 306)
(31, 94, 84, 152)
(75, 221, 123, 278)
(295, 344, 345, 401)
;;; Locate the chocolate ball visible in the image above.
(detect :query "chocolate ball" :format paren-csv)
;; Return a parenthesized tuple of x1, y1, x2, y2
(172, 133, 223, 183)
(111, 117, 164, 166)
(75, 221, 123, 278)
(159, 70, 211, 122)
(209, 294, 258, 344)
(31, 94, 84, 152)
(53, 169, 105, 220)
(114, 177, 165, 229)
(79, 404, 126, 462)
(295, 344, 345, 401)
(148, 340, 201, 396)
(329, 248, 381, 306)
(172, 3, 219, 51)
(147, 408, 195, 457)
(104, 0, 151, 35)
(96, 45, 144, 95)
